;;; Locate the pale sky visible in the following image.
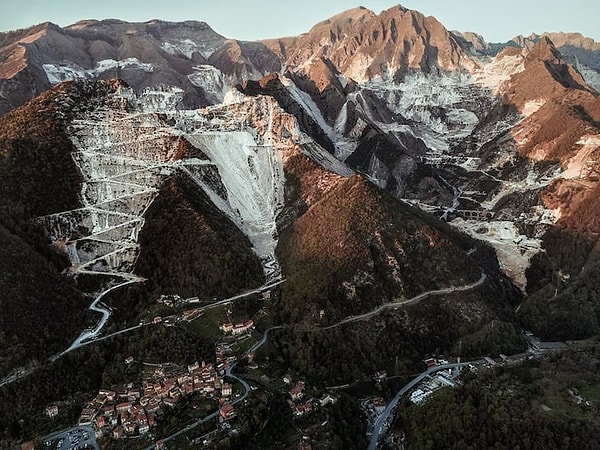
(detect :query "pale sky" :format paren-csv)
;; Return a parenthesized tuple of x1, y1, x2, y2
(1, 0, 599, 43)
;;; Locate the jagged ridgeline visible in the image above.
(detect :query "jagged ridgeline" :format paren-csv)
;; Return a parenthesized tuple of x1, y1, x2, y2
(1, 4, 600, 447)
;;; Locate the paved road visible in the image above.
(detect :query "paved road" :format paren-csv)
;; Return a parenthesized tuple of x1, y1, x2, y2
(195, 279, 286, 314)
(368, 363, 471, 450)
(52, 278, 285, 362)
(86, 322, 147, 344)
(0, 363, 38, 388)
(144, 325, 281, 449)
(143, 409, 220, 450)
(60, 278, 141, 356)
(322, 272, 487, 330)
(244, 325, 283, 357)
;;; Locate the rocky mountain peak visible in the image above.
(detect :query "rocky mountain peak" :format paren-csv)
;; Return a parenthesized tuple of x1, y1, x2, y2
(264, 4, 476, 82)
(313, 5, 375, 29)
(512, 32, 600, 52)
(502, 36, 592, 112)
(451, 30, 490, 55)
(502, 32, 600, 92)
(525, 35, 563, 65)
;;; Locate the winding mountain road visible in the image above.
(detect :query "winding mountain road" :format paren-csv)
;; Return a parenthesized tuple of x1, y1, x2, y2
(144, 325, 282, 449)
(244, 325, 283, 357)
(322, 272, 487, 330)
(57, 277, 143, 358)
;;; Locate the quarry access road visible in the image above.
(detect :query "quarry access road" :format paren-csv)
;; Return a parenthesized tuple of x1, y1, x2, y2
(321, 272, 487, 331)
(58, 278, 142, 357)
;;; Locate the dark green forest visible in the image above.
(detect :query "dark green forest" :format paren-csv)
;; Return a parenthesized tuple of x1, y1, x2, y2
(394, 345, 600, 449)
(277, 157, 490, 324)
(520, 228, 600, 340)
(135, 175, 264, 300)
(0, 82, 117, 375)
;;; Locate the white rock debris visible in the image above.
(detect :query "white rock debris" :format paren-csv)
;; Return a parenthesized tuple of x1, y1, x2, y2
(184, 131, 285, 275)
(43, 58, 153, 84)
(365, 72, 480, 153)
(473, 54, 525, 94)
(451, 219, 542, 290)
(161, 39, 218, 60)
(188, 65, 228, 103)
(37, 86, 351, 284)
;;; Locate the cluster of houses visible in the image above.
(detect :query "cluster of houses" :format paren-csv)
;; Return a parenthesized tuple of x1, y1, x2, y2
(157, 294, 200, 309)
(285, 380, 314, 417)
(79, 359, 235, 440)
(220, 319, 254, 336)
(285, 381, 338, 419)
(216, 342, 238, 367)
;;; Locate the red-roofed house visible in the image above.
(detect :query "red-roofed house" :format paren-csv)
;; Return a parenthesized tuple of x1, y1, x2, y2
(95, 415, 106, 429)
(116, 402, 133, 412)
(289, 381, 305, 401)
(219, 403, 235, 420)
(113, 426, 124, 439)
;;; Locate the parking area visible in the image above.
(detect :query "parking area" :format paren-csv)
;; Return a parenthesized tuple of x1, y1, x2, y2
(44, 426, 100, 450)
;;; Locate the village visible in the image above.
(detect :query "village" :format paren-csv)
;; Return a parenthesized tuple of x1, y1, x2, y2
(58, 287, 285, 444)
(65, 315, 260, 443)
(74, 351, 237, 441)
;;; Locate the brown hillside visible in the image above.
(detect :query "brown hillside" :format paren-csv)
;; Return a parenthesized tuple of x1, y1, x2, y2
(263, 5, 476, 82)
(504, 37, 591, 110)
(277, 156, 482, 324)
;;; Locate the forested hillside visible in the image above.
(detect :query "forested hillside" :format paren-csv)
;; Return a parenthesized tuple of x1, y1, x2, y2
(395, 345, 600, 449)
(135, 175, 264, 300)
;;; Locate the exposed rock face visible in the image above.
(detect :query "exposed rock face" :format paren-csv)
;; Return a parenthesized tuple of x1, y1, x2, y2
(237, 73, 337, 153)
(505, 37, 591, 109)
(0, 20, 281, 114)
(1, 3, 599, 354)
(263, 5, 477, 82)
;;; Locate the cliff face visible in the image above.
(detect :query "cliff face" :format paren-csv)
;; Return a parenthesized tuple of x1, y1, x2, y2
(264, 6, 476, 82)
(0, 19, 282, 114)
(1, 2, 600, 400)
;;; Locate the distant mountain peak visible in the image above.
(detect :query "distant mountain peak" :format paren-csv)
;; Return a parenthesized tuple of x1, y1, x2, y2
(266, 4, 476, 82)
(307, 5, 375, 35)
(525, 35, 563, 64)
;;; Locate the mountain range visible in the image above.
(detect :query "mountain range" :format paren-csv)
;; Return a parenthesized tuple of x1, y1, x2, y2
(1, 4, 600, 448)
